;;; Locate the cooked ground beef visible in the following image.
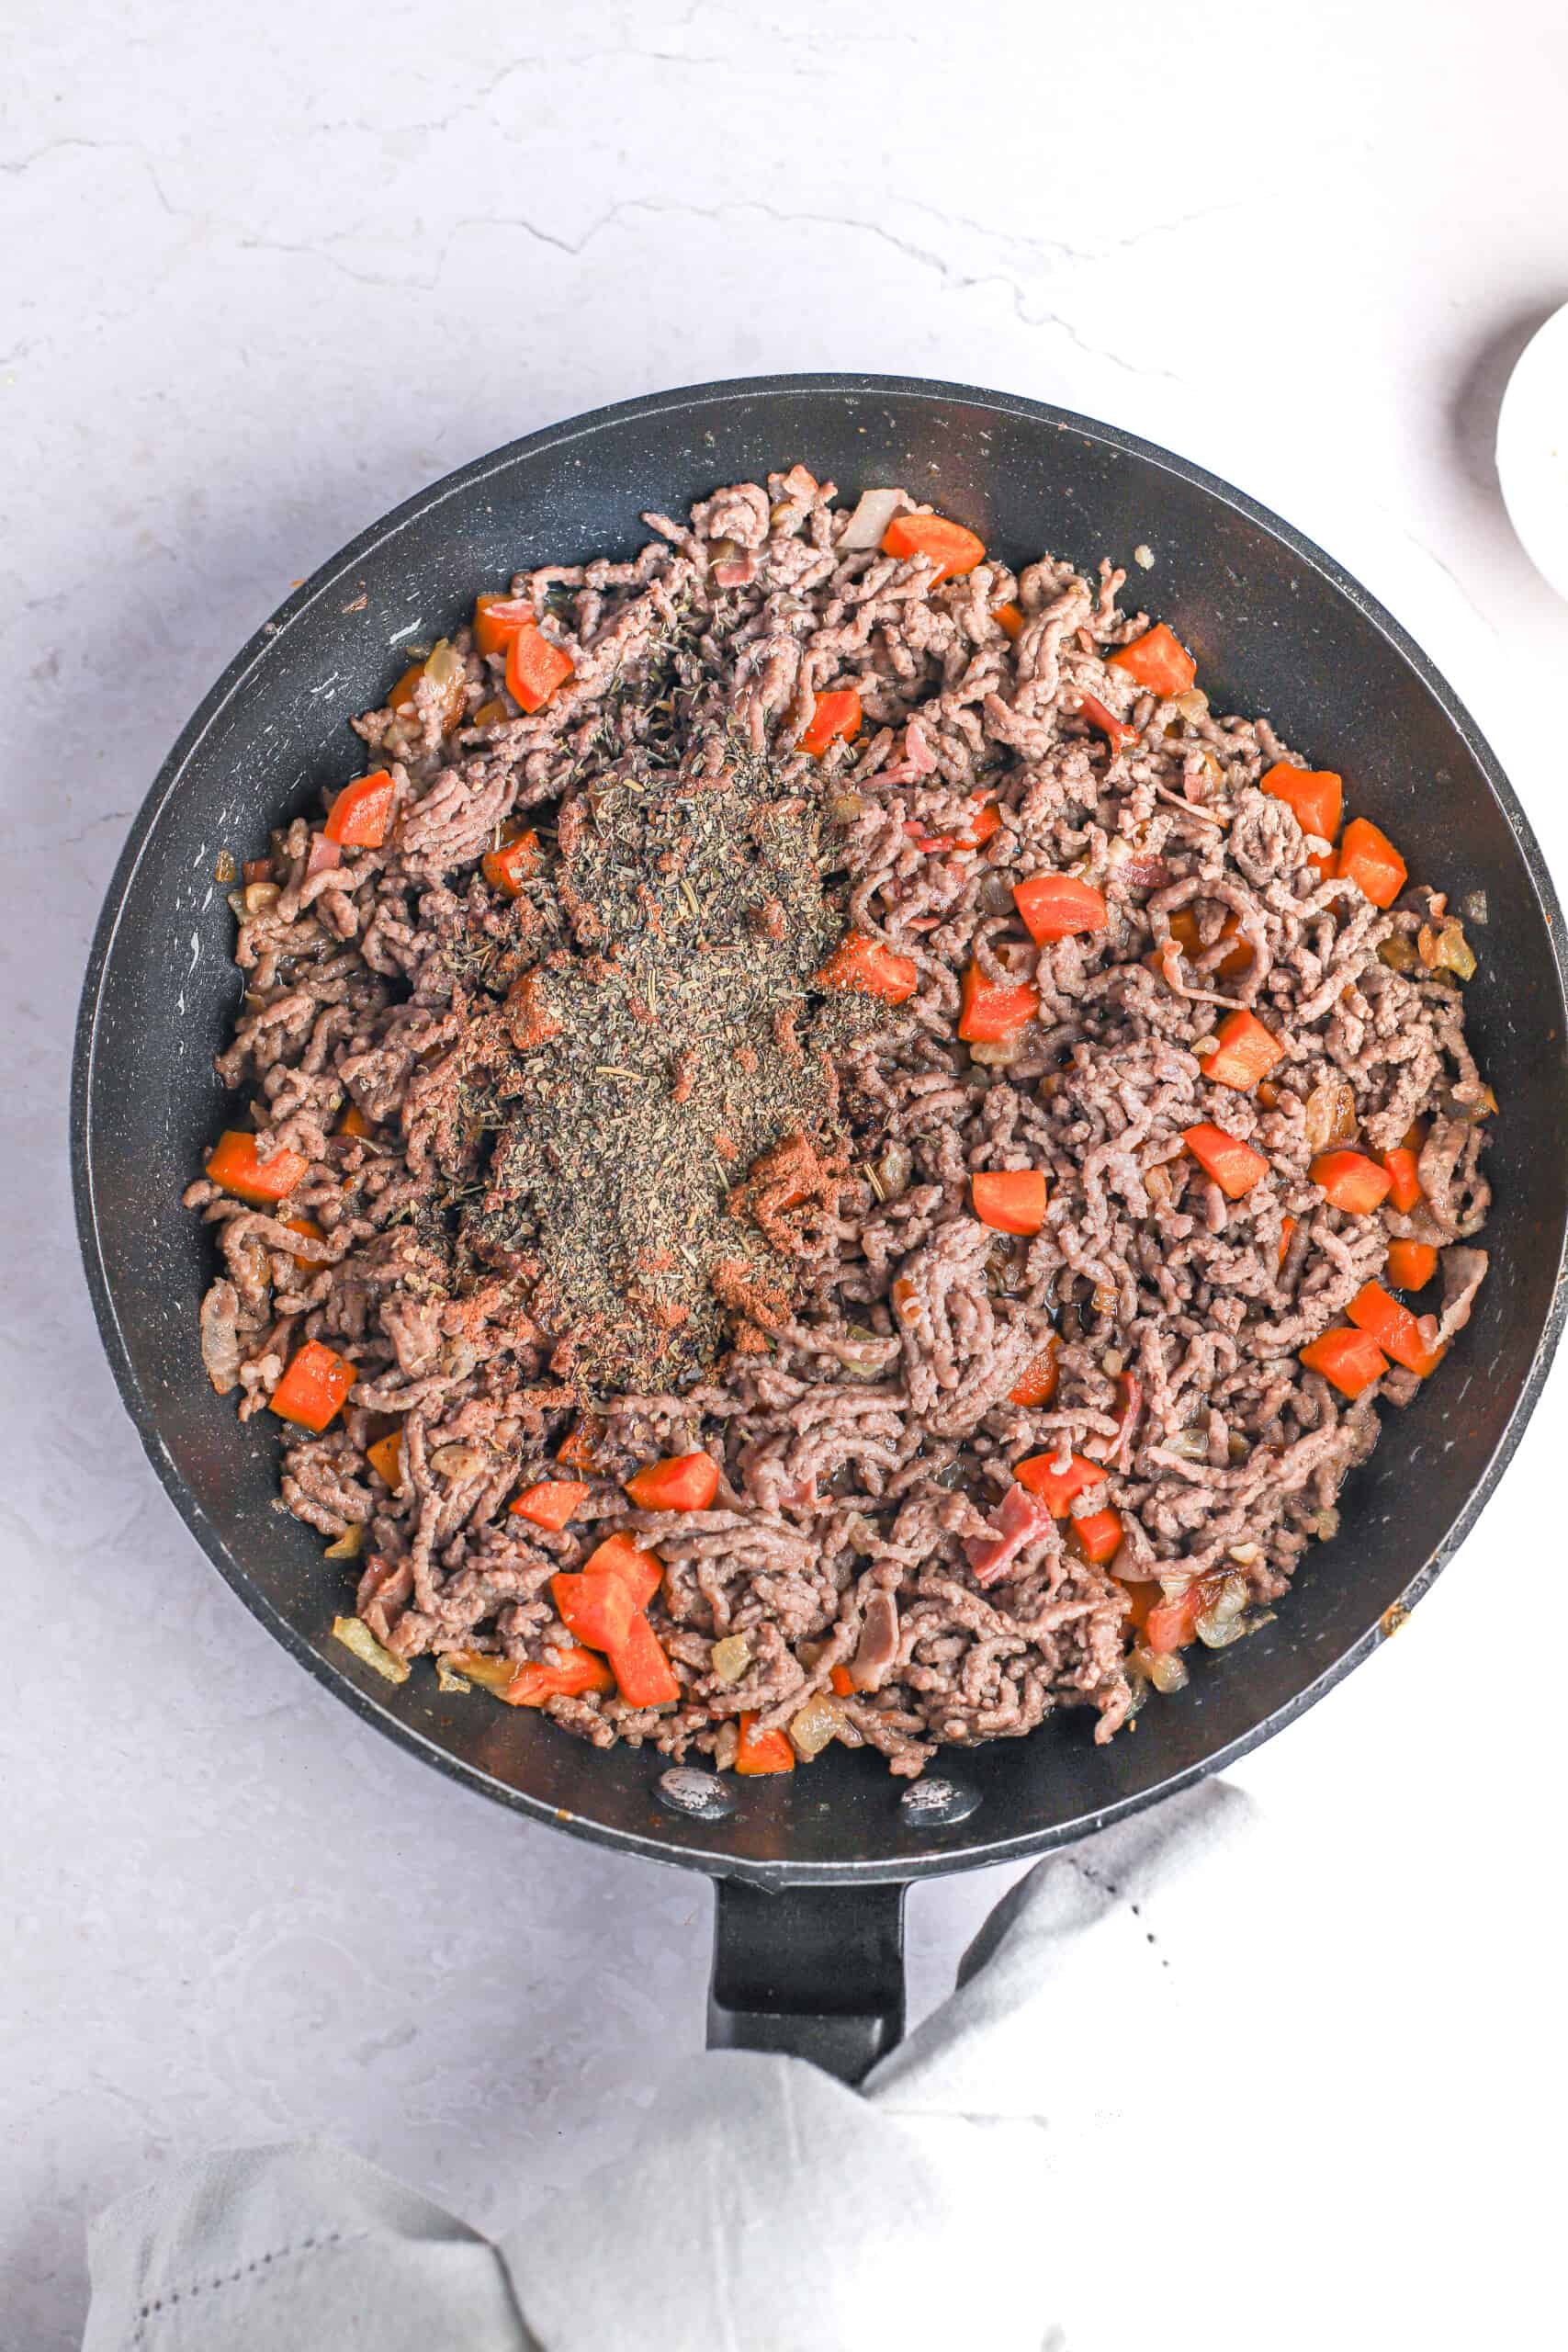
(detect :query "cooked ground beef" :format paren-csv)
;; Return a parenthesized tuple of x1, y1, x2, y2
(186, 468, 1491, 1778)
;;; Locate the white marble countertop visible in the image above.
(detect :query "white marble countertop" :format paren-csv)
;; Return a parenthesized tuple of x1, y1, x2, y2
(5, 2, 1566, 2343)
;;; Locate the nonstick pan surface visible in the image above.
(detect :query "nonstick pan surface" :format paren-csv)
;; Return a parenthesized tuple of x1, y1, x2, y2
(73, 378, 1568, 2066)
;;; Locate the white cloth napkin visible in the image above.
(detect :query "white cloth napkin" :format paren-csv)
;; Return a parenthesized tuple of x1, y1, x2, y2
(83, 1781, 1251, 2351)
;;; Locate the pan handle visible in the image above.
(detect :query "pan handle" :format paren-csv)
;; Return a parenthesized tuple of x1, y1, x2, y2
(706, 1877, 908, 2086)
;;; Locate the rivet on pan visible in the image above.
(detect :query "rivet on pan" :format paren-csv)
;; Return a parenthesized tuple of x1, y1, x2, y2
(656, 1767, 736, 1823)
(899, 1778, 981, 1826)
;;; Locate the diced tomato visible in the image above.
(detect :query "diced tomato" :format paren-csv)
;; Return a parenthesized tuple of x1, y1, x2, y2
(367, 1430, 403, 1488)
(504, 1646, 615, 1706)
(958, 960, 1038, 1044)
(1200, 1010, 1284, 1091)
(972, 1169, 1048, 1235)
(505, 623, 574, 714)
(1107, 622, 1195, 697)
(268, 1339, 356, 1432)
(205, 1129, 309, 1207)
(1380, 1147, 1423, 1214)
(325, 770, 396, 849)
(625, 1452, 720, 1512)
(1014, 1450, 1107, 1516)
(473, 593, 534, 657)
(1347, 1281, 1445, 1377)
(1336, 817, 1407, 910)
(1078, 692, 1137, 752)
(1068, 1507, 1123, 1566)
(801, 688, 863, 757)
(1260, 762, 1342, 844)
(1009, 1335, 1061, 1408)
(580, 1532, 664, 1611)
(994, 601, 1025, 641)
(880, 511, 986, 585)
(1311, 1150, 1393, 1215)
(734, 1709, 796, 1774)
(482, 824, 542, 898)
(608, 1615, 680, 1706)
(1386, 1239, 1438, 1292)
(511, 1479, 591, 1531)
(1299, 1327, 1389, 1398)
(1182, 1122, 1269, 1199)
(557, 1417, 605, 1472)
(551, 1570, 639, 1653)
(1014, 873, 1109, 944)
(814, 932, 919, 1004)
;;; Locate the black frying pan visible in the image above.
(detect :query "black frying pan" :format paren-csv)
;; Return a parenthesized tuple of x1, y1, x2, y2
(73, 374, 1568, 2083)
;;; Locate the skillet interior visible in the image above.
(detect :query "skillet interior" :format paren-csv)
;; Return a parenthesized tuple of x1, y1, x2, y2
(73, 373, 1568, 1885)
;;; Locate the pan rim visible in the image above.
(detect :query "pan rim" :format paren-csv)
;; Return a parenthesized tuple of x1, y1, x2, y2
(71, 369, 1568, 1885)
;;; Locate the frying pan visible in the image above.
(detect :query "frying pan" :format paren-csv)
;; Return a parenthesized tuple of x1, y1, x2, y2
(73, 373, 1568, 2084)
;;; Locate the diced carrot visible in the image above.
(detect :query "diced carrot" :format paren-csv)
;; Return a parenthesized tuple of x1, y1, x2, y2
(505, 623, 574, 714)
(1279, 1215, 1297, 1268)
(503, 1646, 615, 1706)
(551, 1570, 639, 1653)
(558, 1417, 605, 1472)
(972, 1169, 1048, 1235)
(1347, 1281, 1445, 1377)
(994, 601, 1025, 641)
(580, 1532, 664, 1611)
(965, 800, 1002, 846)
(829, 1663, 855, 1697)
(801, 688, 863, 757)
(268, 1339, 356, 1432)
(282, 1216, 326, 1272)
(880, 511, 986, 585)
(1068, 1507, 1123, 1566)
(1307, 847, 1337, 883)
(1311, 1149, 1393, 1215)
(1078, 692, 1137, 752)
(1013, 873, 1109, 944)
(1336, 817, 1407, 910)
(958, 961, 1038, 1044)
(1107, 623, 1195, 697)
(607, 1613, 682, 1707)
(338, 1102, 375, 1140)
(1380, 1147, 1423, 1214)
(1260, 762, 1342, 845)
(1200, 1010, 1283, 1091)
(205, 1129, 309, 1207)
(505, 970, 563, 1048)
(511, 1479, 591, 1531)
(1386, 1239, 1438, 1292)
(325, 769, 396, 849)
(482, 824, 542, 898)
(1145, 1578, 1216, 1655)
(1163, 906, 1251, 978)
(735, 1709, 795, 1774)
(1182, 1122, 1269, 1199)
(625, 1452, 720, 1512)
(1014, 1451, 1106, 1516)
(813, 932, 919, 1004)
(367, 1430, 403, 1488)
(1009, 1335, 1061, 1408)
(1299, 1327, 1389, 1398)
(473, 593, 534, 658)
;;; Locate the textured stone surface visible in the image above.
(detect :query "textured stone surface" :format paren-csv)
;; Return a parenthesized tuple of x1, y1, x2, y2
(4, 3, 1565, 2343)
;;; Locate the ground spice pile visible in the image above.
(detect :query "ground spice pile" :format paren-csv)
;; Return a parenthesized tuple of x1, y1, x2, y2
(459, 733, 853, 1390)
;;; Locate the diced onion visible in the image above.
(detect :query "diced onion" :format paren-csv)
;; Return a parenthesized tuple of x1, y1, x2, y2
(1167, 1425, 1211, 1461)
(710, 1634, 752, 1685)
(876, 1140, 913, 1201)
(323, 1523, 365, 1561)
(331, 1614, 410, 1684)
(713, 1720, 740, 1771)
(431, 1442, 486, 1480)
(829, 790, 869, 822)
(1134, 1645, 1189, 1694)
(969, 1040, 1021, 1068)
(434, 1657, 472, 1693)
(1303, 1079, 1357, 1152)
(1196, 1575, 1252, 1647)
(840, 488, 903, 549)
(789, 1691, 847, 1758)
(1175, 688, 1209, 721)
